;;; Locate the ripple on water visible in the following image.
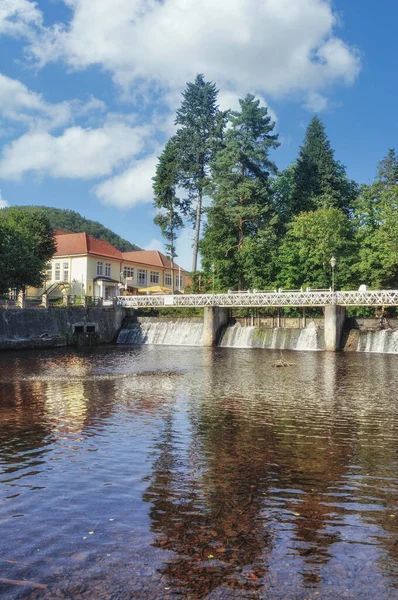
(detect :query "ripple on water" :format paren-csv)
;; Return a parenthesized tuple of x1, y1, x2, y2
(0, 347, 398, 598)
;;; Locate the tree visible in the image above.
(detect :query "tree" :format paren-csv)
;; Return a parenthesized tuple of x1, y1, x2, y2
(289, 116, 357, 217)
(153, 139, 184, 290)
(0, 207, 55, 292)
(201, 94, 279, 290)
(278, 207, 354, 290)
(377, 148, 398, 186)
(174, 74, 227, 272)
(5, 206, 141, 251)
(353, 150, 398, 288)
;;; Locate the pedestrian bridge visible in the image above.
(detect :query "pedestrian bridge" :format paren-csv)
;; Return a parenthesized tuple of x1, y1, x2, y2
(117, 289, 398, 308)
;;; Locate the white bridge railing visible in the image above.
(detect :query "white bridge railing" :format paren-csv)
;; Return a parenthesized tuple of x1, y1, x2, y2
(117, 290, 398, 308)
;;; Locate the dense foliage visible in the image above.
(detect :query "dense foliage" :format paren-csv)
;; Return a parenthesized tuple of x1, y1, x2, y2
(3, 206, 141, 252)
(0, 207, 55, 293)
(152, 74, 397, 293)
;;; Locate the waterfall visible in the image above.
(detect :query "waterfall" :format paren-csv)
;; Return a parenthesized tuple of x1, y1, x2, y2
(117, 318, 204, 346)
(219, 321, 323, 351)
(356, 329, 398, 354)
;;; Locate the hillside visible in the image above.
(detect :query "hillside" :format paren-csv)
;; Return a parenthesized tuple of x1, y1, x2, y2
(8, 206, 141, 252)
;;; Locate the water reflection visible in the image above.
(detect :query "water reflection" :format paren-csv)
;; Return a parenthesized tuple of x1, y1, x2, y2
(0, 347, 398, 598)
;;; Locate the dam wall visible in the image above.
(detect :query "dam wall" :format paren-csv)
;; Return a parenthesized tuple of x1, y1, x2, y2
(0, 307, 128, 350)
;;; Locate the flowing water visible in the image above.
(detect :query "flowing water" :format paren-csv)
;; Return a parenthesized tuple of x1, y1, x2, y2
(118, 318, 204, 346)
(1, 345, 398, 599)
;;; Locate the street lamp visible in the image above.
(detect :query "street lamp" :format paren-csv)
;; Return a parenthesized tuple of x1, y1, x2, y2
(330, 256, 336, 291)
(211, 264, 216, 294)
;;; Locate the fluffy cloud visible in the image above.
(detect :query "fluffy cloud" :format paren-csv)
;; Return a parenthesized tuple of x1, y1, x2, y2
(144, 238, 164, 252)
(28, 0, 360, 106)
(0, 73, 72, 129)
(0, 0, 42, 38)
(0, 122, 152, 180)
(0, 189, 9, 208)
(94, 153, 159, 208)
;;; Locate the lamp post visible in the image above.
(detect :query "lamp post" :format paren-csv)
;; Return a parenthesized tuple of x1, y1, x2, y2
(330, 256, 336, 292)
(211, 264, 215, 295)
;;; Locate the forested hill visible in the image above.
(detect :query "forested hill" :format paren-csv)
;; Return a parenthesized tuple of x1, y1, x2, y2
(8, 207, 141, 252)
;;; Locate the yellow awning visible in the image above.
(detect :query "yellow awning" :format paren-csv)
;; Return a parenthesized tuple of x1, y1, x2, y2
(137, 285, 171, 294)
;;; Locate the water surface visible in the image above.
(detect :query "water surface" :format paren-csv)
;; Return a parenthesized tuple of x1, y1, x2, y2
(1, 346, 398, 598)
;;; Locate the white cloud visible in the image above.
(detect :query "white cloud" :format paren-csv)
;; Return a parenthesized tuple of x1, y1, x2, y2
(0, 189, 9, 209)
(0, 0, 42, 38)
(0, 73, 107, 131)
(0, 73, 71, 129)
(0, 123, 151, 180)
(94, 152, 158, 208)
(27, 0, 361, 107)
(304, 91, 329, 113)
(144, 238, 164, 252)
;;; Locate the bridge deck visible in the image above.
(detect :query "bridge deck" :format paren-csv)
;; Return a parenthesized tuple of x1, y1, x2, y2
(117, 290, 398, 308)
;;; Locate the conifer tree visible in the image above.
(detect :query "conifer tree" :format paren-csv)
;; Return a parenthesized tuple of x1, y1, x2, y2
(153, 138, 183, 290)
(377, 148, 398, 186)
(174, 74, 227, 272)
(201, 94, 279, 290)
(289, 116, 356, 217)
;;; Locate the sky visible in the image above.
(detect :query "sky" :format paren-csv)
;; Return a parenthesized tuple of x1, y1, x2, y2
(0, 0, 397, 269)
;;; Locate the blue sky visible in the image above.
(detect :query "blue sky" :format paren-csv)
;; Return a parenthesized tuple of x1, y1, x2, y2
(0, 0, 397, 269)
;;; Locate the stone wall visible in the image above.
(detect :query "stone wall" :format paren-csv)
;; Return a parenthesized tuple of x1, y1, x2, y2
(0, 307, 128, 350)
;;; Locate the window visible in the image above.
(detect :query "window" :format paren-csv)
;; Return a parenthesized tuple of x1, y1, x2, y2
(97, 261, 103, 276)
(165, 273, 172, 286)
(150, 271, 159, 284)
(46, 264, 52, 281)
(138, 269, 147, 285)
(105, 263, 111, 277)
(63, 262, 69, 282)
(55, 262, 61, 281)
(175, 275, 183, 289)
(123, 267, 134, 279)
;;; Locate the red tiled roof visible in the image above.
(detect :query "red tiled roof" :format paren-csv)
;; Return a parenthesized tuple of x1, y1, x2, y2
(54, 231, 188, 272)
(122, 250, 188, 273)
(54, 232, 122, 260)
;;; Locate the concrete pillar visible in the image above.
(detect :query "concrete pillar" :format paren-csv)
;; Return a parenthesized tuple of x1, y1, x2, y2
(41, 294, 49, 309)
(324, 304, 346, 351)
(63, 294, 72, 307)
(82, 296, 88, 308)
(203, 306, 229, 347)
(16, 291, 25, 309)
(97, 297, 103, 308)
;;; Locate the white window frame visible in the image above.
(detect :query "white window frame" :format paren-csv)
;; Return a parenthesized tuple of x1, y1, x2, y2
(165, 273, 172, 286)
(138, 269, 147, 285)
(123, 267, 134, 279)
(150, 271, 159, 284)
(54, 262, 61, 281)
(46, 264, 52, 281)
(63, 262, 69, 282)
(175, 275, 183, 289)
(97, 261, 103, 276)
(105, 263, 111, 277)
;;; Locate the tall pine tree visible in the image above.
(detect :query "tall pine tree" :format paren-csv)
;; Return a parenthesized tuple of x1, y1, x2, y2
(201, 94, 279, 290)
(174, 74, 227, 272)
(289, 116, 356, 217)
(153, 138, 183, 290)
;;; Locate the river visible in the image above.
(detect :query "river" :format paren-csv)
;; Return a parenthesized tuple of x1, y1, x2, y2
(1, 345, 398, 599)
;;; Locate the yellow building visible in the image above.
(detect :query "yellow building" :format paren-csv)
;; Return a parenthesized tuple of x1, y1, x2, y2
(40, 230, 188, 299)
